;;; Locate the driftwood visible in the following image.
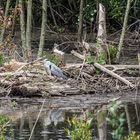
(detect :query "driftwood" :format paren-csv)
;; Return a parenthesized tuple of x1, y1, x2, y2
(105, 65, 140, 71)
(71, 50, 85, 60)
(66, 63, 140, 70)
(53, 43, 65, 56)
(94, 63, 134, 87)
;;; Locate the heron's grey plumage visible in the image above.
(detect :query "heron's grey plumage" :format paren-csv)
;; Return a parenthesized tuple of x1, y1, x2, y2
(43, 59, 67, 80)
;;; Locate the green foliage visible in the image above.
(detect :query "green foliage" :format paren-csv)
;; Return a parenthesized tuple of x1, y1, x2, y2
(0, 53, 4, 67)
(43, 51, 62, 66)
(96, 53, 106, 65)
(108, 0, 123, 22)
(108, 44, 117, 63)
(126, 69, 135, 75)
(84, 2, 96, 21)
(107, 99, 125, 140)
(2, 0, 140, 33)
(0, 115, 10, 140)
(91, 43, 117, 64)
(86, 53, 95, 64)
(121, 131, 140, 140)
(4, 75, 13, 81)
(132, 0, 140, 17)
(94, 43, 117, 64)
(85, 52, 106, 65)
(85, 54, 102, 74)
(95, 41, 107, 64)
(65, 116, 93, 140)
(100, 0, 125, 27)
(86, 42, 107, 65)
(11, 100, 17, 108)
(0, 115, 9, 126)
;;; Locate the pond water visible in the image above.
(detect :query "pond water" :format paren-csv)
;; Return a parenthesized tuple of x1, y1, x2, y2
(0, 95, 140, 140)
(9, 118, 69, 140)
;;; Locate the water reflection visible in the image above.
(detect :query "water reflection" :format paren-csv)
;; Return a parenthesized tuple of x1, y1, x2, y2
(1, 98, 140, 140)
(44, 109, 65, 126)
(11, 115, 69, 140)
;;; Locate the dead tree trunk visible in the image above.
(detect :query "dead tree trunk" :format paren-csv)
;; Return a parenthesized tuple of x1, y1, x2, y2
(77, 0, 84, 42)
(19, 0, 27, 60)
(37, 0, 47, 58)
(26, 0, 32, 60)
(116, 0, 132, 62)
(0, 0, 10, 43)
(97, 3, 107, 57)
(11, 0, 18, 36)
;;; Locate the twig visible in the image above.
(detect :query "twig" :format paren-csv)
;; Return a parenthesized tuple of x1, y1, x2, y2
(16, 58, 43, 72)
(28, 98, 45, 140)
(77, 52, 86, 80)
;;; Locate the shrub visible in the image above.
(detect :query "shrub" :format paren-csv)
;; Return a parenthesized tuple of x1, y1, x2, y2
(65, 116, 93, 140)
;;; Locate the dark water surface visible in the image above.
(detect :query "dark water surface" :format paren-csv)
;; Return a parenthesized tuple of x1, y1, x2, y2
(0, 94, 140, 140)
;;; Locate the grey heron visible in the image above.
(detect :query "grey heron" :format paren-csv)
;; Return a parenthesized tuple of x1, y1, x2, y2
(43, 59, 68, 80)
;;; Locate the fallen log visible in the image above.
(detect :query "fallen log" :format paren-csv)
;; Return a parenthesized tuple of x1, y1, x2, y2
(66, 63, 140, 71)
(94, 63, 135, 87)
(105, 65, 140, 71)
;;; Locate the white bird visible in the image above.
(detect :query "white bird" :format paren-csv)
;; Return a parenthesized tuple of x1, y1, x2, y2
(43, 59, 68, 80)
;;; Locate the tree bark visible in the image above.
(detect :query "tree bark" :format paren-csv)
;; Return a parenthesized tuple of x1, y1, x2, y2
(26, 0, 32, 60)
(19, 0, 27, 60)
(38, 0, 47, 58)
(97, 3, 107, 55)
(11, 0, 18, 36)
(0, 0, 10, 43)
(77, 0, 84, 42)
(116, 0, 132, 62)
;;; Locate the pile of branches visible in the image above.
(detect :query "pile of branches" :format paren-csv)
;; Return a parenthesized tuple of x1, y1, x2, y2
(66, 64, 138, 94)
(0, 59, 138, 97)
